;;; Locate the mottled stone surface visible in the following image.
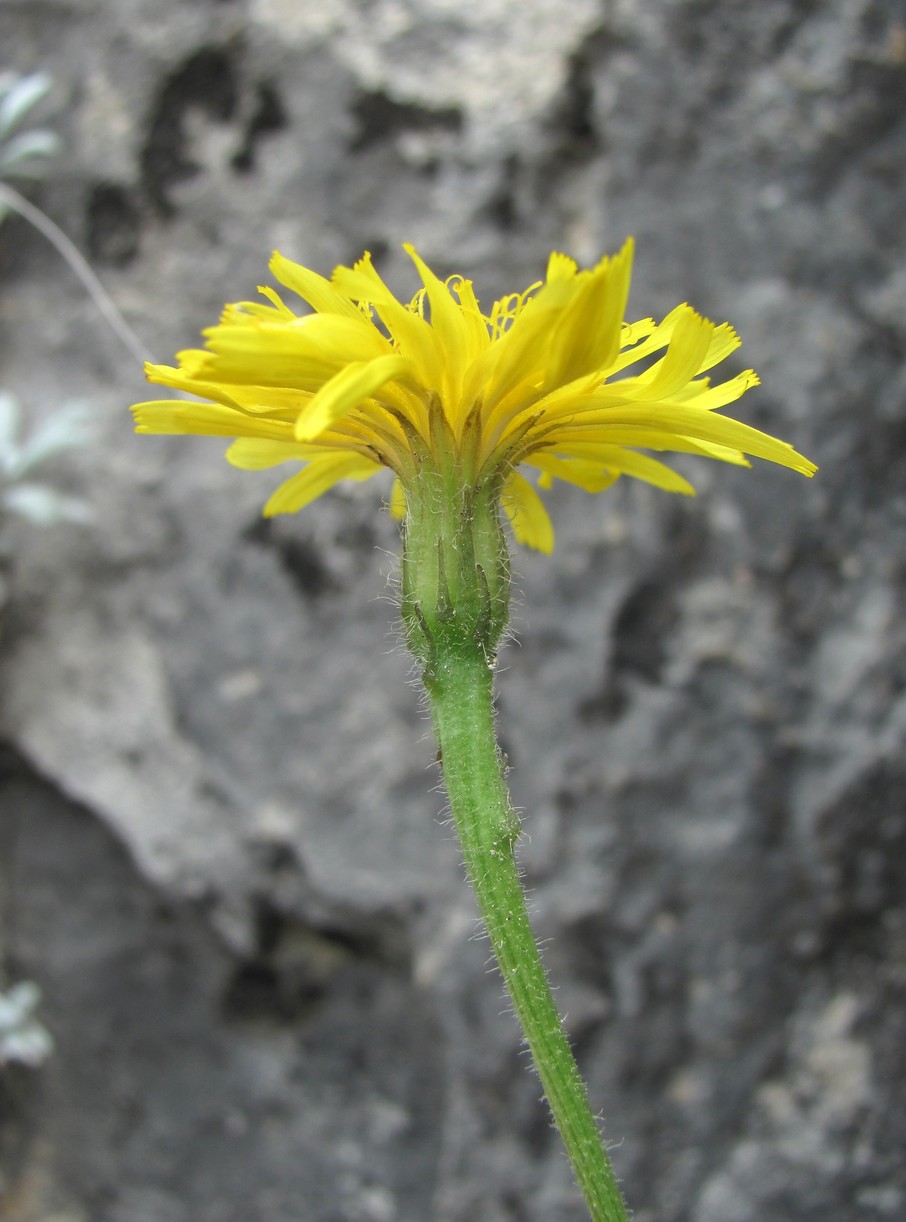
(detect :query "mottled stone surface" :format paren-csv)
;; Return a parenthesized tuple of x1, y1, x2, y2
(1, 1, 904, 1219)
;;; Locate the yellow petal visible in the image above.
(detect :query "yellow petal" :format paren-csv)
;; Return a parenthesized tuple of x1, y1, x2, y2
(263, 453, 379, 516)
(294, 354, 413, 440)
(546, 251, 579, 284)
(132, 401, 294, 440)
(548, 433, 751, 468)
(501, 470, 555, 554)
(226, 438, 311, 469)
(404, 246, 470, 365)
(254, 285, 296, 317)
(198, 314, 387, 387)
(607, 308, 684, 377)
(582, 447, 697, 495)
(481, 292, 566, 408)
(555, 403, 817, 476)
(144, 359, 246, 405)
(675, 369, 760, 411)
(332, 252, 443, 386)
(698, 321, 742, 373)
(525, 452, 621, 493)
(638, 307, 714, 398)
(269, 251, 364, 318)
(389, 477, 407, 519)
(144, 362, 311, 420)
(545, 237, 634, 385)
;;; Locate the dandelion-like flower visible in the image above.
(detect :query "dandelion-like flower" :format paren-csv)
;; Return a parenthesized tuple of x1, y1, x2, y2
(130, 243, 818, 1221)
(132, 240, 815, 555)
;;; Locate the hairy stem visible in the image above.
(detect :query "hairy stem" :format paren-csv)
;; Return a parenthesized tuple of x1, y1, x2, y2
(424, 641, 629, 1222)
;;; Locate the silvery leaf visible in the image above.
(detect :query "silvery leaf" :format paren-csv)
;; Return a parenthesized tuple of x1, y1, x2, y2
(0, 71, 53, 142)
(14, 401, 93, 475)
(0, 1024, 54, 1066)
(0, 980, 41, 1028)
(2, 481, 93, 525)
(0, 128, 61, 175)
(0, 981, 53, 1068)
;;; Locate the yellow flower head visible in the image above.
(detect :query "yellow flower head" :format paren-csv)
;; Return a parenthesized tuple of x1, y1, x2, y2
(132, 240, 815, 553)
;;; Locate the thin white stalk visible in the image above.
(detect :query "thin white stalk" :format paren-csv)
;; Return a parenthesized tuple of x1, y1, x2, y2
(0, 180, 149, 366)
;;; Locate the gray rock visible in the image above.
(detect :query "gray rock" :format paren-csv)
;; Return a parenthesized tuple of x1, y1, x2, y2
(1, 1, 904, 1218)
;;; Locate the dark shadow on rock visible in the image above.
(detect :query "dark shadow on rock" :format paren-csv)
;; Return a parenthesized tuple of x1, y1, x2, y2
(140, 44, 241, 216)
(0, 744, 444, 1222)
(347, 89, 463, 154)
(85, 181, 142, 267)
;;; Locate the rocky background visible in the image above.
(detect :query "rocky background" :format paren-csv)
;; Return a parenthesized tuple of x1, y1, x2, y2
(1, 1, 904, 1219)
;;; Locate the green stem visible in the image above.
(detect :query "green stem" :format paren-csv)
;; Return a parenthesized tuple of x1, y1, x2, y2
(424, 641, 629, 1222)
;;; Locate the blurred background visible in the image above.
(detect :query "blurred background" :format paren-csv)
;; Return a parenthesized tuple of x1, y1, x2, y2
(0, 1, 904, 1219)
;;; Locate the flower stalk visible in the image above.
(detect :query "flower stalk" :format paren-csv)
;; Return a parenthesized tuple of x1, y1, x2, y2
(402, 474, 628, 1221)
(428, 657, 627, 1220)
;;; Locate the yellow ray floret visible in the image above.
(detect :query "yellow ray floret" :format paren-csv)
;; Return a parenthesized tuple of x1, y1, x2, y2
(132, 240, 816, 552)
